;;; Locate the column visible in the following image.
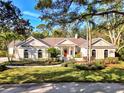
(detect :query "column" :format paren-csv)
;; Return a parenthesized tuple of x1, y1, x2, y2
(69, 47, 71, 56)
(73, 46, 75, 57)
(60, 47, 63, 56)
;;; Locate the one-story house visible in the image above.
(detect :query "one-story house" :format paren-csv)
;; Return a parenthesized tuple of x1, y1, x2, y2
(8, 36, 116, 61)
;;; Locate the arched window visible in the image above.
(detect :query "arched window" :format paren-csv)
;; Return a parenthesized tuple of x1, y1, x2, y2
(104, 50, 108, 58)
(38, 50, 42, 58)
(24, 50, 28, 58)
(92, 50, 96, 58)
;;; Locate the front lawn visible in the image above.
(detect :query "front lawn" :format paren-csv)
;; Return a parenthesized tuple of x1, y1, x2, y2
(0, 66, 124, 84)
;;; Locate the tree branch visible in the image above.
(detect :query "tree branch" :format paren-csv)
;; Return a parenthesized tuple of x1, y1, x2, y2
(81, 10, 124, 18)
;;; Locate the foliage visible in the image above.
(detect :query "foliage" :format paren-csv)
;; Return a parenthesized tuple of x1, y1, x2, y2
(0, 64, 8, 71)
(48, 48, 60, 58)
(0, 0, 32, 36)
(96, 14, 124, 48)
(4, 60, 61, 66)
(61, 62, 75, 68)
(0, 50, 7, 57)
(35, 0, 124, 31)
(75, 64, 105, 70)
(104, 57, 119, 64)
(75, 53, 81, 58)
(32, 32, 45, 39)
(118, 48, 124, 60)
(62, 61, 105, 70)
(1, 66, 124, 83)
(92, 57, 119, 65)
(52, 29, 68, 37)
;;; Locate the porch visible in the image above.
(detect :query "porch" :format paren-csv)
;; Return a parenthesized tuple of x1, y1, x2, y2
(58, 46, 83, 61)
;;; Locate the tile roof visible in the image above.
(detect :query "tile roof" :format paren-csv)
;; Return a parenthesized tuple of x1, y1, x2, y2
(8, 37, 116, 49)
(81, 38, 116, 49)
(42, 38, 86, 47)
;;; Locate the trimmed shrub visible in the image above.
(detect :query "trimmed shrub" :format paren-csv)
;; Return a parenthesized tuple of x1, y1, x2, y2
(104, 57, 119, 64)
(75, 64, 105, 70)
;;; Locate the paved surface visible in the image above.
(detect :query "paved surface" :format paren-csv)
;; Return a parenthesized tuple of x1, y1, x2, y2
(0, 83, 124, 93)
(0, 57, 8, 63)
(7, 64, 61, 68)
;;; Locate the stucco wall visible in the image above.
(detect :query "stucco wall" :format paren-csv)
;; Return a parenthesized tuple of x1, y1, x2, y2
(81, 48, 115, 59)
(95, 49, 115, 59)
(9, 47, 49, 60)
(8, 48, 13, 56)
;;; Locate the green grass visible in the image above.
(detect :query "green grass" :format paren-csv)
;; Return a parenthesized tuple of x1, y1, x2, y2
(0, 67, 124, 84)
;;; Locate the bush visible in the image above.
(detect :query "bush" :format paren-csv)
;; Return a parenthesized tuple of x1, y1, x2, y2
(48, 48, 60, 58)
(93, 59, 104, 64)
(61, 62, 75, 68)
(0, 64, 8, 71)
(104, 57, 119, 64)
(118, 48, 124, 60)
(75, 64, 105, 70)
(75, 53, 81, 58)
(0, 50, 7, 57)
(6, 59, 61, 66)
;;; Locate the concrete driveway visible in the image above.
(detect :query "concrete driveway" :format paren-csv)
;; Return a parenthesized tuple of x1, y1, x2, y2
(0, 83, 124, 93)
(0, 57, 8, 63)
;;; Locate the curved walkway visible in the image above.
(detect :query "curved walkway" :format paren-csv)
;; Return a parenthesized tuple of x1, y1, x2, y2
(0, 83, 124, 93)
(7, 64, 61, 68)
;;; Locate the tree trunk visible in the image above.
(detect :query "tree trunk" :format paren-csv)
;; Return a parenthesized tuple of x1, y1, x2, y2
(5, 41, 10, 62)
(87, 22, 92, 64)
(11, 40, 16, 61)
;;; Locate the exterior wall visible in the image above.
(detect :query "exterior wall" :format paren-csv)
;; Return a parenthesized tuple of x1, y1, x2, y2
(81, 48, 115, 59)
(12, 47, 49, 60)
(95, 49, 104, 59)
(81, 48, 87, 57)
(15, 48, 24, 59)
(95, 49, 115, 59)
(8, 47, 13, 56)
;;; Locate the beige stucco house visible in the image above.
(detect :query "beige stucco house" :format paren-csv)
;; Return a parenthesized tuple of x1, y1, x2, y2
(8, 36, 116, 61)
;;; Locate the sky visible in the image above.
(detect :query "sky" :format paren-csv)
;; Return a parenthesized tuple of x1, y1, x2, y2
(12, 0, 41, 31)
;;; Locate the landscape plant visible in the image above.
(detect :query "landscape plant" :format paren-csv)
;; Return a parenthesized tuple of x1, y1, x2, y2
(48, 48, 60, 60)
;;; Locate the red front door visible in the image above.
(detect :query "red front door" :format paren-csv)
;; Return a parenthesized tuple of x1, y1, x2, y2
(64, 49, 67, 57)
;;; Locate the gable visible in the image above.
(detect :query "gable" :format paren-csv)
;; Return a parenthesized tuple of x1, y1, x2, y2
(20, 38, 49, 47)
(27, 39, 48, 47)
(57, 39, 77, 46)
(93, 39, 112, 46)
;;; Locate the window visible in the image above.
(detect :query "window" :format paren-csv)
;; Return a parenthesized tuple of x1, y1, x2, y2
(92, 50, 96, 58)
(70, 50, 73, 55)
(24, 50, 28, 58)
(104, 50, 108, 58)
(38, 50, 42, 58)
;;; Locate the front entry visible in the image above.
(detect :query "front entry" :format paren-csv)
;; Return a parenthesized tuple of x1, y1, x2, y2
(64, 49, 68, 57)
